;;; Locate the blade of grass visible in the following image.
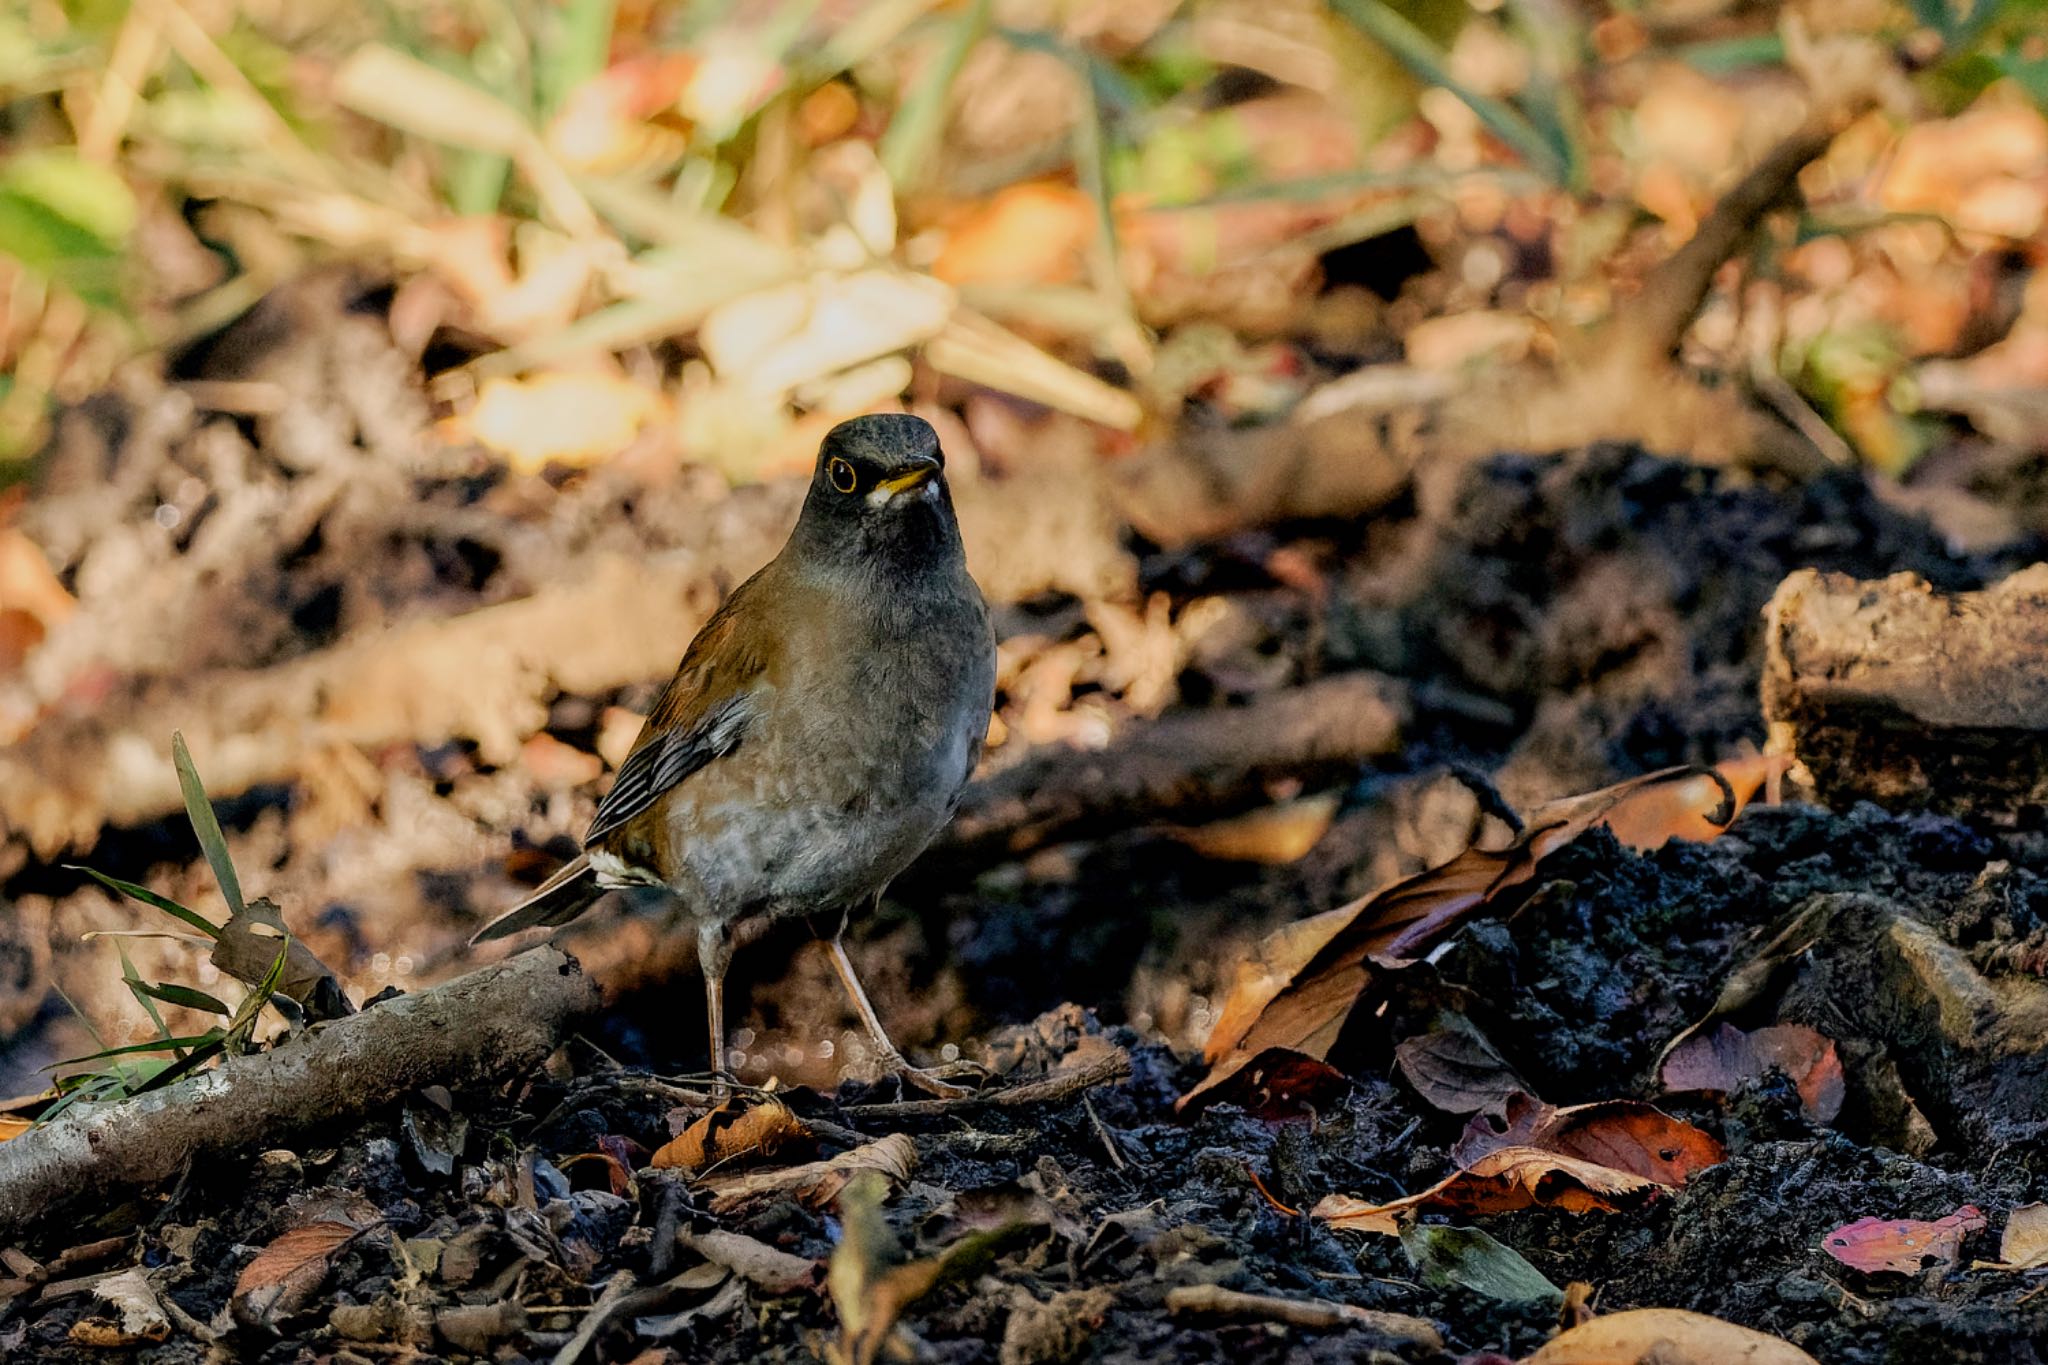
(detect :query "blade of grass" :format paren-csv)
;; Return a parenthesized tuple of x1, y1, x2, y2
(1329, 0, 1567, 184)
(131, 1038, 227, 1095)
(132, 981, 232, 1016)
(808, 0, 947, 81)
(537, 0, 616, 117)
(172, 732, 243, 917)
(225, 940, 290, 1050)
(66, 866, 222, 940)
(45, 1031, 226, 1068)
(116, 943, 181, 1059)
(879, 0, 991, 188)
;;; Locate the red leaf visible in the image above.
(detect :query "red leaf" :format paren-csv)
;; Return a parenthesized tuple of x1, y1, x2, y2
(1661, 1023, 1845, 1123)
(1452, 1093, 1725, 1188)
(1823, 1206, 1986, 1274)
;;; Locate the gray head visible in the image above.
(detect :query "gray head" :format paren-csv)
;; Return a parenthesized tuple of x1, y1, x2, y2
(792, 413, 961, 569)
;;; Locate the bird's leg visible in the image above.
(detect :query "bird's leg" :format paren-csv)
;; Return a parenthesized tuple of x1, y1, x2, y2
(824, 935, 979, 1100)
(698, 920, 735, 1100)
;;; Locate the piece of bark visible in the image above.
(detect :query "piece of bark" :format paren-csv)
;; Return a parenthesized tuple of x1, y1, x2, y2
(937, 673, 1407, 860)
(0, 947, 596, 1241)
(1762, 565, 2048, 814)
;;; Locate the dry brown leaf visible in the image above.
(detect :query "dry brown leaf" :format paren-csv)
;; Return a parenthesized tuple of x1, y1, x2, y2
(1393, 1019, 1526, 1116)
(1822, 1206, 1986, 1275)
(681, 1227, 821, 1295)
(652, 1098, 813, 1172)
(829, 1169, 1042, 1365)
(1452, 1094, 1725, 1188)
(1523, 1307, 1820, 1364)
(1183, 757, 1787, 1111)
(1661, 1022, 1845, 1123)
(1180, 1047, 1350, 1121)
(931, 182, 1094, 288)
(1313, 1145, 1662, 1235)
(233, 1218, 376, 1328)
(1162, 793, 1340, 865)
(451, 371, 664, 473)
(1977, 1204, 2048, 1272)
(705, 1133, 915, 1215)
(0, 1116, 29, 1143)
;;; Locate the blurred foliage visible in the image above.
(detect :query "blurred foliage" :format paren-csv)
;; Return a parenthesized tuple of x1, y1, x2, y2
(0, 0, 2044, 470)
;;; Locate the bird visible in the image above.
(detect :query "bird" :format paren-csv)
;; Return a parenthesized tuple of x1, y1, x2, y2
(471, 413, 997, 1096)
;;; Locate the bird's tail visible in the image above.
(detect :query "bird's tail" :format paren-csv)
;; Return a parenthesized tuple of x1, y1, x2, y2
(470, 853, 604, 945)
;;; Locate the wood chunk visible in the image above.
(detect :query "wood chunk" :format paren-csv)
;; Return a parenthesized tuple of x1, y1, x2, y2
(1762, 566, 2048, 815)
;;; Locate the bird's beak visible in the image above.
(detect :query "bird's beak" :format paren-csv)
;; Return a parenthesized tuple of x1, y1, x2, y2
(869, 461, 938, 503)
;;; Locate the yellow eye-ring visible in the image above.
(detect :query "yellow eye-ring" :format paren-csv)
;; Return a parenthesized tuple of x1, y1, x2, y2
(828, 457, 857, 494)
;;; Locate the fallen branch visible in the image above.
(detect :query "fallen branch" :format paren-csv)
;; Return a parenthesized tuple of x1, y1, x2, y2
(938, 675, 1408, 860)
(0, 947, 597, 1242)
(840, 1047, 1132, 1121)
(1164, 1285, 1443, 1349)
(1762, 565, 2048, 813)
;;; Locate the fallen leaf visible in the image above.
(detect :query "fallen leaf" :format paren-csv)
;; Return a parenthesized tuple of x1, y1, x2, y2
(1822, 1206, 1986, 1275)
(653, 1098, 814, 1171)
(680, 1227, 821, 1295)
(1183, 757, 1787, 1111)
(1523, 1307, 1820, 1364)
(1393, 1017, 1527, 1116)
(699, 269, 953, 399)
(1313, 1145, 1662, 1235)
(931, 181, 1094, 288)
(1162, 792, 1341, 865)
(1661, 1023, 1845, 1123)
(453, 371, 664, 473)
(1452, 1094, 1725, 1188)
(704, 1133, 915, 1215)
(1401, 1223, 1562, 1304)
(829, 1169, 1040, 1365)
(71, 1267, 169, 1346)
(233, 1218, 378, 1328)
(1976, 1204, 2048, 1272)
(0, 1116, 29, 1142)
(1184, 1047, 1351, 1122)
(210, 897, 353, 1023)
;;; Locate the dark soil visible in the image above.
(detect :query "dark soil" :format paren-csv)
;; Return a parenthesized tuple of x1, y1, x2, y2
(6, 377, 2048, 1361)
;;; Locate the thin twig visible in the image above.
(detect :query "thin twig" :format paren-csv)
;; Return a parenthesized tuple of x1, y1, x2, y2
(1083, 1096, 1126, 1172)
(839, 1049, 1131, 1121)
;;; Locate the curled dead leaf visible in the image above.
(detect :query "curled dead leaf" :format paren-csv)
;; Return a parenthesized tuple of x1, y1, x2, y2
(1452, 1094, 1725, 1188)
(1523, 1307, 1819, 1364)
(704, 1133, 915, 1215)
(652, 1098, 813, 1172)
(1661, 1022, 1844, 1123)
(1185, 1047, 1351, 1122)
(1312, 1145, 1662, 1235)
(233, 1218, 380, 1329)
(1183, 757, 1787, 1112)
(1976, 1203, 2048, 1272)
(1393, 1018, 1527, 1116)
(1822, 1206, 1986, 1275)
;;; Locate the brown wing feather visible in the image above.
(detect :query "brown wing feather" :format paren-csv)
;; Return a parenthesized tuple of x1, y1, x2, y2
(583, 569, 780, 846)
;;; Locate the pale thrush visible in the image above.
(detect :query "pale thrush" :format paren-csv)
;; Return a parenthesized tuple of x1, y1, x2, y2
(472, 413, 997, 1095)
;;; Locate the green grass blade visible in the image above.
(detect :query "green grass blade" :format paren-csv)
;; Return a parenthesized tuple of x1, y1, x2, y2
(879, 0, 991, 188)
(45, 1031, 226, 1068)
(131, 1039, 227, 1095)
(116, 943, 181, 1059)
(172, 732, 244, 917)
(66, 865, 222, 940)
(537, 0, 616, 117)
(133, 981, 232, 1017)
(226, 941, 290, 1048)
(1329, 0, 1567, 184)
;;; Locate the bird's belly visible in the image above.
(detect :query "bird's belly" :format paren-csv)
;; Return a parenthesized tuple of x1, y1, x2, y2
(653, 793, 949, 920)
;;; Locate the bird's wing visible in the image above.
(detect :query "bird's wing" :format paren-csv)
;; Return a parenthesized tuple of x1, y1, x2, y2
(582, 585, 774, 846)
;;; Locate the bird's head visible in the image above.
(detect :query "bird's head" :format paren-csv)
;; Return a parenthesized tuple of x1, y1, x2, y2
(794, 413, 961, 567)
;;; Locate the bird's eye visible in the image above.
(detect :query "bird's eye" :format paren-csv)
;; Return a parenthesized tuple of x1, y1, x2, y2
(828, 457, 858, 494)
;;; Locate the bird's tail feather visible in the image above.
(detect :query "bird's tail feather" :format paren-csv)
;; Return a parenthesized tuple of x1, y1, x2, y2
(470, 854, 604, 945)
